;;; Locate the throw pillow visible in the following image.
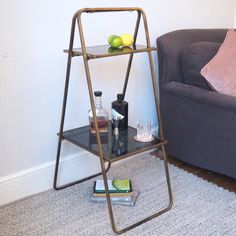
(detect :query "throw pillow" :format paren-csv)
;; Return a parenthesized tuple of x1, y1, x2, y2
(180, 42, 221, 90)
(201, 29, 236, 96)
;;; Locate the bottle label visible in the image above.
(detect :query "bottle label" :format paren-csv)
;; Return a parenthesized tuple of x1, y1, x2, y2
(112, 109, 124, 120)
(88, 109, 99, 117)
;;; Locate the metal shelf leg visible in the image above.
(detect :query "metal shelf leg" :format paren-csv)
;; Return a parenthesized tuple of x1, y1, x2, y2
(53, 15, 111, 190)
(100, 145, 173, 235)
(53, 137, 111, 190)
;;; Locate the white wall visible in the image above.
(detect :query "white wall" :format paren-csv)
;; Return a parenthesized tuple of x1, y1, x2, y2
(0, 0, 235, 205)
(235, 2, 236, 26)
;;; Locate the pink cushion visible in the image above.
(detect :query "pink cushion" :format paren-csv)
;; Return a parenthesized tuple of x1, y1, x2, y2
(201, 29, 236, 96)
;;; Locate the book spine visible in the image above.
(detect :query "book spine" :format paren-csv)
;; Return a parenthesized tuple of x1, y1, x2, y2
(90, 196, 131, 202)
(94, 190, 130, 193)
(93, 192, 133, 197)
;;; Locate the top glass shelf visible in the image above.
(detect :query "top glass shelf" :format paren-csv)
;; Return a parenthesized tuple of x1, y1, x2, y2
(64, 44, 157, 59)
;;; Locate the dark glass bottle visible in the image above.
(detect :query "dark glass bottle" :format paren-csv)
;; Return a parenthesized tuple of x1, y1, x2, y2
(111, 93, 128, 130)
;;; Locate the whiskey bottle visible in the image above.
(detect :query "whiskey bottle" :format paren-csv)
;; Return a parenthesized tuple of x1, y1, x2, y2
(88, 91, 109, 134)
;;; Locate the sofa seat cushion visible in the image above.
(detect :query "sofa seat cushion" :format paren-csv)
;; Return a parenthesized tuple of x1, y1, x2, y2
(180, 42, 221, 90)
(201, 29, 236, 97)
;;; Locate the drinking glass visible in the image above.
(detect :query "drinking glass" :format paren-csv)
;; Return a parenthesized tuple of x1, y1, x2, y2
(136, 120, 153, 142)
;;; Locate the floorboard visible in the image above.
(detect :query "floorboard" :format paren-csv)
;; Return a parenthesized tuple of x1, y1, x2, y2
(153, 151, 236, 193)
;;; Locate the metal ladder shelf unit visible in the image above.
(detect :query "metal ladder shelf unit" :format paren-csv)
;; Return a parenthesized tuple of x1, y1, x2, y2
(54, 7, 173, 234)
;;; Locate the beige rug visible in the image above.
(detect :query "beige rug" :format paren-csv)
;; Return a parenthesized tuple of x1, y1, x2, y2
(0, 153, 236, 236)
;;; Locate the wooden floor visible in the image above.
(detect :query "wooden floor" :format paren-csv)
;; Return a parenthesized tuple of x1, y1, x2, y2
(155, 151, 236, 193)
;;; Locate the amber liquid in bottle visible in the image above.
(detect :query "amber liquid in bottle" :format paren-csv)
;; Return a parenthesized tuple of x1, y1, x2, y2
(89, 91, 109, 134)
(89, 118, 108, 133)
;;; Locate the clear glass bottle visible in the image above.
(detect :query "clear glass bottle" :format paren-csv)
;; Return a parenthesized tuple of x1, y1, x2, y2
(88, 91, 109, 134)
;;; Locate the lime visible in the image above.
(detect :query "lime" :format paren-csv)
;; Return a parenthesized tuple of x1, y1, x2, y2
(112, 180, 130, 190)
(107, 35, 118, 45)
(109, 36, 123, 48)
(120, 34, 134, 47)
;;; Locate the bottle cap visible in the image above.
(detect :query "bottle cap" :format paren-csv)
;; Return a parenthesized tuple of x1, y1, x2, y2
(117, 93, 124, 102)
(94, 91, 102, 97)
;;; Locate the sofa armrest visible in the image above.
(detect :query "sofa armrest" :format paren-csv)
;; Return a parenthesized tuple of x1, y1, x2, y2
(157, 29, 228, 87)
(165, 81, 236, 113)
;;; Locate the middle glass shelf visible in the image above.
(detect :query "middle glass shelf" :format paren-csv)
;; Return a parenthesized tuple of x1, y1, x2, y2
(63, 44, 157, 59)
(62, 121, 167, 163)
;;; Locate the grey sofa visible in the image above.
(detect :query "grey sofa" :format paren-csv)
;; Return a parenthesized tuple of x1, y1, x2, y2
(157, 29, 236, 179)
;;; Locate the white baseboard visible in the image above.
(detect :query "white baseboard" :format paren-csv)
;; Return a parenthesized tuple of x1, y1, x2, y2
(0, 149, 155, 206)
(0, 151, 101, 206)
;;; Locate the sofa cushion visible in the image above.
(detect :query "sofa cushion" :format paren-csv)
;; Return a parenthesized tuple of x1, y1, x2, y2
(201, 29, 236, 97)
(180, 42, 221, 89)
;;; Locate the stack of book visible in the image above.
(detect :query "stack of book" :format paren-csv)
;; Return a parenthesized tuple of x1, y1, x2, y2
(90, 179, 139, 206)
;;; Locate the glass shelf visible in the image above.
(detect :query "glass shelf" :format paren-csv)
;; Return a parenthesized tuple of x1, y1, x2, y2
(62, 122, 167, 163)
(64, 44, 157, 59)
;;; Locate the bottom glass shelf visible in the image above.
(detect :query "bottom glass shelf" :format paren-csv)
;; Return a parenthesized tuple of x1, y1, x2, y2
(62, 122, 167, 163)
